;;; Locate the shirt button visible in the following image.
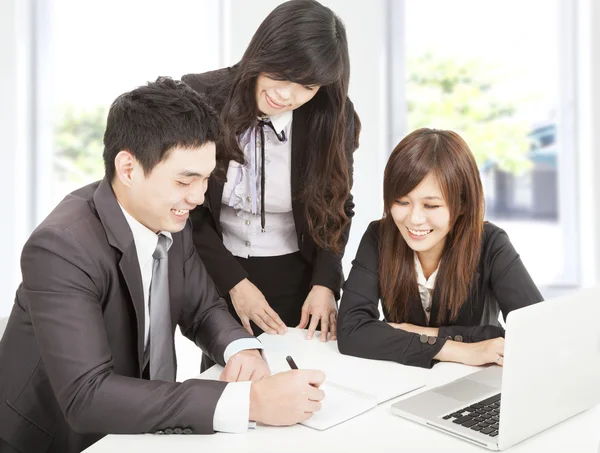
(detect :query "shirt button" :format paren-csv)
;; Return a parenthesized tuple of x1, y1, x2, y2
(245, 241, 251, 247)
(245, 220, 251, 226)
(247, 196, 252, 202)
(425, 307, 431, 313)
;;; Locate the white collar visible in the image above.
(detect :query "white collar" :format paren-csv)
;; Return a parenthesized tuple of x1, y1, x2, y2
(414, 253, 439, 290)
(260, 110, 293, 134)
(118, 204, 172, 266)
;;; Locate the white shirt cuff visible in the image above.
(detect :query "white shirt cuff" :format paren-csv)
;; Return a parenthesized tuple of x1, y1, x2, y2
(213, 381, 252, 433)
(212, 338, 264, 433)
(223, 338, 263, 363)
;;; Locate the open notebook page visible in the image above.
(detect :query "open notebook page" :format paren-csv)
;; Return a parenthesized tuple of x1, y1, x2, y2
(198, 328, 428, 402)
(258, 328, 428, 403)
(301, 380, 378, 430)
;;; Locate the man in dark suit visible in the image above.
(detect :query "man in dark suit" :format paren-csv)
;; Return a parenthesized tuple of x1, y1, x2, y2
(0, 77, 324, 453)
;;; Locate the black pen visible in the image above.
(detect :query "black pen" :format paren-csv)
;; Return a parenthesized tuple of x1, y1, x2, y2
(286, 355, 298, 370)
(286, 355, 323, 389)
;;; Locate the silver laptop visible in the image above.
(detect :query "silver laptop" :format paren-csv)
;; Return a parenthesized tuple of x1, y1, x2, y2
(391, 286, 600, 450)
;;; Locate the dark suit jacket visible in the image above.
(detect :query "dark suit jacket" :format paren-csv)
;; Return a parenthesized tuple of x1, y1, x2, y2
(338, 220, 544, 368)
(182, 67, 359, 300)
(0, 179, 254, 453)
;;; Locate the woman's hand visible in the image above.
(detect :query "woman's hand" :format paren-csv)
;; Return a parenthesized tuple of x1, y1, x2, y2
(230, 278, 287, 335)
(297, 285, 337, 341)
(463, 337, 505, 366)
(436, 337, 505, 366)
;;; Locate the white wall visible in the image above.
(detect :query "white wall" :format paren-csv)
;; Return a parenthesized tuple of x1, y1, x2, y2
(0, 0, 33, 317)
(2, 1, 600, 320)
(577, 0, 600, 287)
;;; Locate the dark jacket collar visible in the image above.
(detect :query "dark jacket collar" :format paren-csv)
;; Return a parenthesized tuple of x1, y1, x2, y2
(93, 178, 146, 372)
(93, 177, 136, 254)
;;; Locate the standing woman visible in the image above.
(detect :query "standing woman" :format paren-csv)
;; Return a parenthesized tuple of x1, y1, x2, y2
(338, 128, 543, 368)
(183, 0, 360, 343)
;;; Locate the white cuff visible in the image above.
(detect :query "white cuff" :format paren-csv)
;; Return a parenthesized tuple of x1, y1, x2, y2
(223, 338, 263, 363)
(213, 381, 252, 433)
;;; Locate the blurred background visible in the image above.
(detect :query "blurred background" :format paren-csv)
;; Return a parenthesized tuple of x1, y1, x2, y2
(2, 0, 600, 322)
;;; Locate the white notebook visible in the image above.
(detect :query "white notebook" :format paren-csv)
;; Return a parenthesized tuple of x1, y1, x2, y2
(198, 329, 428, 430)
(302, 380, 378, 430)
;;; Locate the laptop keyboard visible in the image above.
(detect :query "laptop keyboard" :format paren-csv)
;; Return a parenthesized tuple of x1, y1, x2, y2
(442, 393, 501, 438)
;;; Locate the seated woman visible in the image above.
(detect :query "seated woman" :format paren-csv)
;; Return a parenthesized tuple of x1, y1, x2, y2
(337, 128, 543, 368)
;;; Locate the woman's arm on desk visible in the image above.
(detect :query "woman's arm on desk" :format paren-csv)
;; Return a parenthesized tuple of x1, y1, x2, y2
(388, 224, 544, 344)
(484, 223, 544, 319)
(389, 322, 505, 344)
(338, 223, 447, 368)
(338, 222, 510, 368)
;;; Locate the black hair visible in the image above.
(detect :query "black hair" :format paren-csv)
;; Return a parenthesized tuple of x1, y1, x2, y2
(103, 76, 220, 182)
(221, 0, 360, 253)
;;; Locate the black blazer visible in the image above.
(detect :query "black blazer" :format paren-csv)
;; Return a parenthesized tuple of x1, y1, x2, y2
(337, 220, 544, 368)
(182, 67, 359, 300)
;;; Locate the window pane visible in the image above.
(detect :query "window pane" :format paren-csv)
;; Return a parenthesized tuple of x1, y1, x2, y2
(46, 0, 219, 216)
(406, 0, 571, 288)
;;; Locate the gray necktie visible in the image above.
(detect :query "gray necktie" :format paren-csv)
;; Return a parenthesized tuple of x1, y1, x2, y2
(149, 234, 175, 381)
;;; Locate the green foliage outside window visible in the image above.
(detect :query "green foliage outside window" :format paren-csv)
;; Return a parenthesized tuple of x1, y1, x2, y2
(407, 53, 533, 174)
(53, 105, 106, 183)
(54, 53, 534, 182)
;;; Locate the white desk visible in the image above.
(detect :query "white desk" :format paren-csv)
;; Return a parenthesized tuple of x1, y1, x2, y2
(85, 331, 600, 453)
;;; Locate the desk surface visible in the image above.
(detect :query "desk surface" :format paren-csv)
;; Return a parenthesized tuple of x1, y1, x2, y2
(85, 331, 600, 453)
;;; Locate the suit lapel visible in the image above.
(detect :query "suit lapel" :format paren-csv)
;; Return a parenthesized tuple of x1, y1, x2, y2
(118, 247, 146, 372)
(409, 293, 429, 326)
(428, 271, 482, 326)
(429, 289, 441, 327)
(93, 179, 147, 373)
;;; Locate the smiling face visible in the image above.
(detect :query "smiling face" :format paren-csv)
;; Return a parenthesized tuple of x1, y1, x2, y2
(115, 143, 216, 233)
(254, 73, 320, 116)
(390, 172, 452, 264)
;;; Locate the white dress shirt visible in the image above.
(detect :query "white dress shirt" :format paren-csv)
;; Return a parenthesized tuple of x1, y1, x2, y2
(414, 254, 439, 325)
(119, 205, 261, 433)
(221, 110, 298, 257)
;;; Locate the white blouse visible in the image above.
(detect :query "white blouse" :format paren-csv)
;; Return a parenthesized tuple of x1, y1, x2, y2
(414, 254, 439, 325)
(220, 110, 298, 258)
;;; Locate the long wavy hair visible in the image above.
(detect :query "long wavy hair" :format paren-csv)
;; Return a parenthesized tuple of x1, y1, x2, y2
(379, 129, 485, 324)
(220, 0, 360, 254)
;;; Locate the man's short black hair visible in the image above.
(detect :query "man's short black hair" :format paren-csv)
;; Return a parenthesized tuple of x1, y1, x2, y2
(103, 76, 219, 182)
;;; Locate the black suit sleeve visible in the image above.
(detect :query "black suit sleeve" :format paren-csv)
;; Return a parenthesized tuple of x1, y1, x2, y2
(178, 223, 254, 364)
(438, 224, 544, 343)
(310, 102, 359, 300)
(189, 206, 248, 296)
(337, 222, 447, 368)
(487, 225, 544, 319)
